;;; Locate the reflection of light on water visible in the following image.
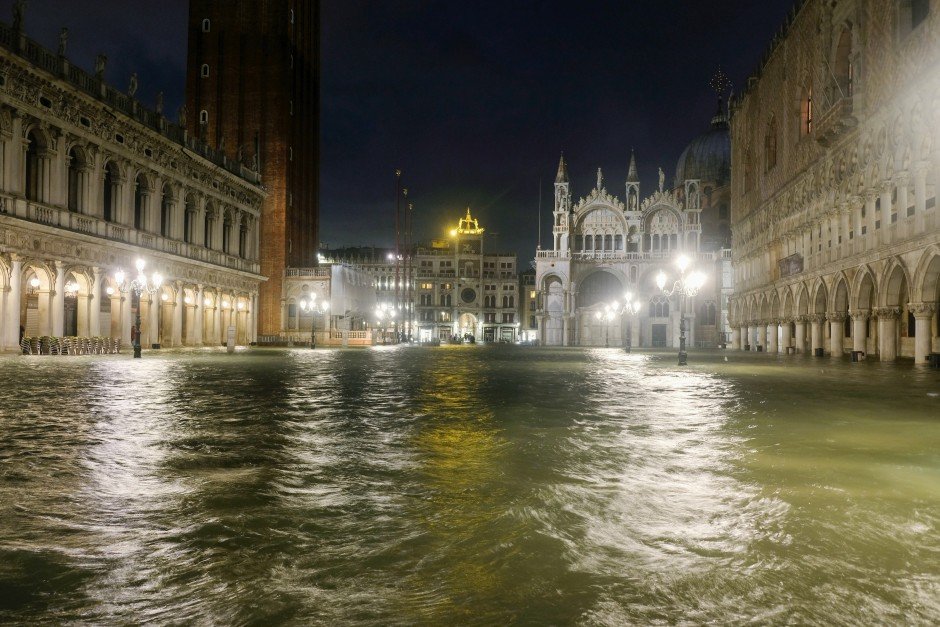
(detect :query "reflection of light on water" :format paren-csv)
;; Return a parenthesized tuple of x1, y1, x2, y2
(559, 352, 793, 600)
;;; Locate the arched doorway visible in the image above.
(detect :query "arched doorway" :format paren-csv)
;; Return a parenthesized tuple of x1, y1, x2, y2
(542, 276, 564, 346)
(577, 271, 623, 346)
(457, 312, 477, 342)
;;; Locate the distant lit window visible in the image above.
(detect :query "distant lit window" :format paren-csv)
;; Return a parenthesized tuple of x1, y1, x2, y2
(289, 9, 295, 24)
(201, 64, 209, 78)
(199, 109, 208, 124)
(202, 19, 210, 33)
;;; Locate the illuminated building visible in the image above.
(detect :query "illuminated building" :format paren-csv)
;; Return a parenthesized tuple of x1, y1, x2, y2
(535, 102, 733, 347)
(728, 0, 940, 362)
(0, 18, 263, 352)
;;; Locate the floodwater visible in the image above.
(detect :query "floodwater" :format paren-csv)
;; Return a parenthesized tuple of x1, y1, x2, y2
(0, 346, 938, 625)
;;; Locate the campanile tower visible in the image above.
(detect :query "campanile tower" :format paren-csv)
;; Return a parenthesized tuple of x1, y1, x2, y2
(186, 1, 319, 335)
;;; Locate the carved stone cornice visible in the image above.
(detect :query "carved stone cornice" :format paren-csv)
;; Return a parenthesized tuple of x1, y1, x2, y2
(808, 314, 826, 323)
(826, 312, 847, 322)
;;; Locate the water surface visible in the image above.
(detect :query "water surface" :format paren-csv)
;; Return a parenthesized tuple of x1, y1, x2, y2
(0, 347, 938, 624)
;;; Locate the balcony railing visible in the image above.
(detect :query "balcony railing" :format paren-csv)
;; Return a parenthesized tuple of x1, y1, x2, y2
(536, 249, 722, 262)
(0, 194, 260, 274)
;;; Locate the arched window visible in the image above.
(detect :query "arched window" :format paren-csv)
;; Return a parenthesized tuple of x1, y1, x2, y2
(699, 301, 717, 325)
(238, 222, 248, 258)
(133, 174, 146, 230)
(24, 130, 44, 202)
(834, 29, 853, 98)
(204, 210, 213, 248)
(764, 117, 778, 172)
(615, 234, 623, 250)
(160, 184, 173, 237)
(222, 213, 232, 253)
(201, 64, 209, 78)
(199, 109, 208, 124)
(184, 195, 195, 244)
(604, 234, 612, 250)
(585, 235, 593, 251)
(649, 296, 670, 318)
(801, 87, 814, 135)
(201, 18, 210, 32)
(102, 162, 118, 223)
(67, 147, 83, 212)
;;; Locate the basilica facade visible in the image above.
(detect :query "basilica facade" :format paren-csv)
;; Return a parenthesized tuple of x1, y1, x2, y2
(0, 22, 263, 352)
(728, 0, 940, 363)
(535, 105, 733, 348)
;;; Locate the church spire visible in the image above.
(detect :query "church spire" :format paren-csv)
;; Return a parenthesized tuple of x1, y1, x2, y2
(627, 150, 639, 182)
(555, 153, 569, 184)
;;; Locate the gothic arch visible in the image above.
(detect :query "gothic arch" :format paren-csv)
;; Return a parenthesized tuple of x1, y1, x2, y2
(811, 279, 828, 314)
(782, 286, 795, 319)
(831, 273, 850, 313)
(880, 258, 912, 307)
(852, 266, 878, 310)
(796, 282, 811, 316)
(911, 245, 940, 303)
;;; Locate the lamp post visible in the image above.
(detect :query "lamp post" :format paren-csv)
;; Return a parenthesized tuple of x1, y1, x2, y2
(299, 295, 329, 349)
(115, 259, 163, 358)
(656, 254, 706, 366)
(594, 305, 615, 347)
(595, 293, 642, 350)
(375, 302, 396, 345)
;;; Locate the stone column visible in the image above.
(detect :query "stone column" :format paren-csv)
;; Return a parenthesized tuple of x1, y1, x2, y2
(779, 319, 792, 353)
(756, 322, 766, 352)
(280, 298, 287, 333)
(909, 303, 937, 364)
(172, 282, 183, 346)
(89, 268, 101, 337)
(51, 261, 66, 336)
(194, 285, 204, 345)
(767, 320, 778, 353)
(849, 309, 869, 354)
(121, 289, 132, 347)
(810, 314, 824, 354)
(794, 316, 807, 353)
(874, 307, 900, 362)
(148, 292, 159, 347)
(746, 324, 754, 350)
(730, 326, 740, 351)
(6, 256, 22, 348)
(828, 313, 846, 357)
(913, 165, 927, 233)
(213, 294, 223, 345)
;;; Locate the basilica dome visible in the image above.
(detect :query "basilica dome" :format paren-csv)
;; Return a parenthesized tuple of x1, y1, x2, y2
(674, 106, 730, 186)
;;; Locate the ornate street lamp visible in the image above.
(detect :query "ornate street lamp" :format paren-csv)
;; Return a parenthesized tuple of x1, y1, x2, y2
(594, 304, 616, 347)
(375, 302, 396, 345)
(656, 254, 706, 366)
(299, 295, 329, 349)
(595, 293, 642, 351)
(115, 259, 163, 358)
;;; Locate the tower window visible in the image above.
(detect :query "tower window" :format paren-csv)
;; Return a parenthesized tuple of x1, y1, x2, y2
(199, 109, 208, 124)
(289, 9, 295, 24)
(201, 64, 209, 78)
(288, 146, 293, 161)
(202, 19, 210, 32)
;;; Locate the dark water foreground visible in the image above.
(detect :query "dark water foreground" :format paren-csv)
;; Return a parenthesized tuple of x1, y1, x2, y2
(0, 346, 937, 625)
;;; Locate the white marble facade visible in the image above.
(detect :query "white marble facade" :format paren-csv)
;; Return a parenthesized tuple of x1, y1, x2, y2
(0, 29, 263, 351)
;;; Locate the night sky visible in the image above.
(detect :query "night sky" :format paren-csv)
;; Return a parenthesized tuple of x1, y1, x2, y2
(3, 0, 795, 263)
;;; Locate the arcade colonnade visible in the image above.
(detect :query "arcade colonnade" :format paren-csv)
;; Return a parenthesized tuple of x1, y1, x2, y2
(729, 249, 940, 362)
(0, 252, 258, 351)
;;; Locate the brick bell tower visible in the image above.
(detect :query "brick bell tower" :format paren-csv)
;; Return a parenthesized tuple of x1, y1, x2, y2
(186, 0, 320, 335)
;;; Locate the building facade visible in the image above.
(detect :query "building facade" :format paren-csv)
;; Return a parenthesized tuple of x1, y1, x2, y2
(415, 209, 519, 343)
(728, 0, 940, 363)
(186, 0, 320, 336)
(535, 127, 733, 348)
(0, 21, 264, 352)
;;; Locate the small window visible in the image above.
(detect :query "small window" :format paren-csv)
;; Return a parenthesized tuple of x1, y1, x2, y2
(289, 9, 295, 24)
(199, 109, 208, 124)
(288, 146, 293, 161)
(201, 64, 209, 78)
(115, 133, 124, 144)
(202, 18, 210, 33)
